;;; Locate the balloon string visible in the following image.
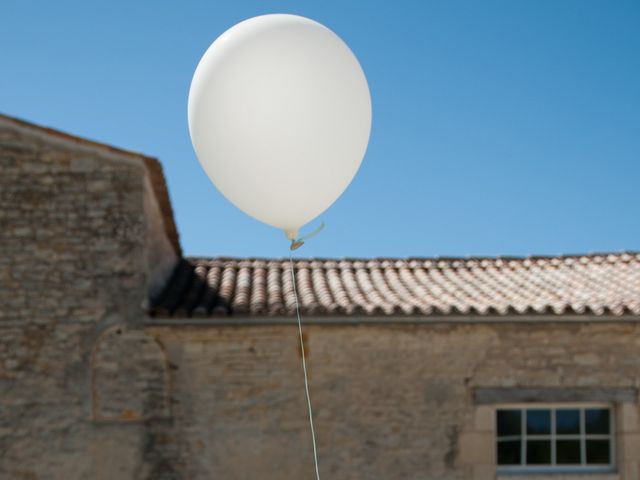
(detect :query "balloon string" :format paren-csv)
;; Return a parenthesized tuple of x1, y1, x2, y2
(289, 253, 321, 480)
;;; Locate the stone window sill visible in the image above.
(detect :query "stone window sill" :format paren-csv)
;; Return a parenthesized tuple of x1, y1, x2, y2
(498, 474, 619, 480)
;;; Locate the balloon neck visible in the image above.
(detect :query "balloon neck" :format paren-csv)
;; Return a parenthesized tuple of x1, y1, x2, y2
(284, 222, 325, 251)
(285, 229, 304, 251)
(285, 229, 299, 241)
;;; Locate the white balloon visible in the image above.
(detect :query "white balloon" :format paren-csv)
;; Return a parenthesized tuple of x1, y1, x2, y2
(188, 14, 372, 239)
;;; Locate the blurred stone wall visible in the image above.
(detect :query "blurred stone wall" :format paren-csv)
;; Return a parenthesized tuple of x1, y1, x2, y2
(0, 116, 177, 479)
(142, 322, 640, 480)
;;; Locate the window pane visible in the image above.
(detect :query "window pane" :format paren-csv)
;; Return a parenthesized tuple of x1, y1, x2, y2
(586, 440, 610, 464)
(556, 409, 580, 435)
(586, 409, 610, 434)
(497, 440, 522, 465)
(557, 440, 581, 464)
(497, 410, 521, 437)
(526, 440, 551, 464)
(526, 409, 551, 435)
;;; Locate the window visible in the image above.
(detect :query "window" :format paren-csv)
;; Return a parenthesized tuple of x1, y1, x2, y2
(496, 405, 614, 474)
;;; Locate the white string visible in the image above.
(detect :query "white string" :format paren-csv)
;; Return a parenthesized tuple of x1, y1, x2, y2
(289, 254, 321, 480)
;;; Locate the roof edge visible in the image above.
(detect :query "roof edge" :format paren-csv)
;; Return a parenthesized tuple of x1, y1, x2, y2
(184, 251, 640, 263)
(142, 157, 182, 256)
(144, 314, 640, 327)
(0, 112, 182, 256)
(0, 113, 153, 160)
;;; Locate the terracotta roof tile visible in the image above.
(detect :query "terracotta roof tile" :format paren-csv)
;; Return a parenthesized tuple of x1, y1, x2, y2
(149, 252, 640, 319)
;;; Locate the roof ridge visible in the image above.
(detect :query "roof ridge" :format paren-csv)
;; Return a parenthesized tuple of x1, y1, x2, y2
(185, 251, 640, 263)
(0, 112, 155, 160)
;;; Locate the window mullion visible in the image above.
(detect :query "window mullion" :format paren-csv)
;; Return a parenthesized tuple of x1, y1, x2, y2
(580, 408, 586, 466)
(551, 408, 556, 465)
(521, 408, 526, 466)
(609, 408, 614, 468)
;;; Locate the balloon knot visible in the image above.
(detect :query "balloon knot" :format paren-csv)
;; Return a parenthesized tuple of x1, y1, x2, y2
(290, 239, 305, 251)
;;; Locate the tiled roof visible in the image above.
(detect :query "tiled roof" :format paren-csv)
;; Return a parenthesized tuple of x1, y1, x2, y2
(149, 252, 640, 318)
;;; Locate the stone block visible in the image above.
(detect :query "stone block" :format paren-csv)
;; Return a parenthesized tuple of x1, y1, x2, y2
(473, 464, 495, 480)
(459, 432, 494, 465)
(620, 433, 640, 463)
(622, 462, 639, 480)
(619, 403, 640, 433)
(475, 406, 494, 432)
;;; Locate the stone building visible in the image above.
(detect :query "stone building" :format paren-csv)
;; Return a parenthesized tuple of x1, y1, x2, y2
(1, 113, 640, 480)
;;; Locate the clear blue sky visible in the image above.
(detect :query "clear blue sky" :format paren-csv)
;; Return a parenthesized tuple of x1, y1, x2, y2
(2, 1, 639, 259)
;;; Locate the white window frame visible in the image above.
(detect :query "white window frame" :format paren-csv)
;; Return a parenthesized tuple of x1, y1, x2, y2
(495, 403, 616, 475)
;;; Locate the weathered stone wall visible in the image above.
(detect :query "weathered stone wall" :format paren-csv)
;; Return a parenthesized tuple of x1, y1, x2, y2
(139, 321, 640, 480)
(0, 116, 177, 479)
